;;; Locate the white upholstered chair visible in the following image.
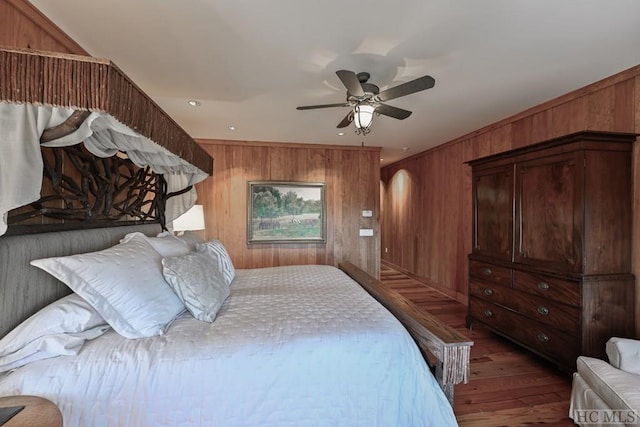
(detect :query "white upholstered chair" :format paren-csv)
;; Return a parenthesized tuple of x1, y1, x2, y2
(569, 337, 640, 426)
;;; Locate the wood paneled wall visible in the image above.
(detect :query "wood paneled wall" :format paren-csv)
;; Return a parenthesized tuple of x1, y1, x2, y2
(195, 140, 381, 277)
(381, 140, 470, 301)
(381, 65, 640, 335)
(0, 0, 87, 54)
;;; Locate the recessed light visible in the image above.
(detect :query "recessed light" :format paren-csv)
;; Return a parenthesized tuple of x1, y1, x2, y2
(188, 100, 200, 107)
(380, 158, 384, 162)
(228, 125, 237, 131)
(337, 132, 346, 136)
(402, 147, 409, 151)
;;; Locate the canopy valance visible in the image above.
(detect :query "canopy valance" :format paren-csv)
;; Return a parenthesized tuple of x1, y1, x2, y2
(0, 47, 213, 236)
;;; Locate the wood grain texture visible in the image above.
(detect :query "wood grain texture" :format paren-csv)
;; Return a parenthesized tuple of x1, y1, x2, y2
(1, 0, 87, 54)
(382, 63, 640, 335)
(0, 395, 62, 427)
(381, 140, 470, 298)
(195, 140, 381, 277)
(379, 264, 574, 426)
(468, 133, 635, 370)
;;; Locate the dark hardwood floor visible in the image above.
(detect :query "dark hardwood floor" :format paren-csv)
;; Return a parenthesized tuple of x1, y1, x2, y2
(379, 263, 576, 426)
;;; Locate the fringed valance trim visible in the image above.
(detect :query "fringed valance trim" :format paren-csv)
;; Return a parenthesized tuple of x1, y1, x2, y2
(0, 46, 212, 176)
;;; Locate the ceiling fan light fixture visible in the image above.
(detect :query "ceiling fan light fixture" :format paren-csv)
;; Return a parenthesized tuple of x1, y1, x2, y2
(354, 104, 375, 135)
(296, 69, 435, 136)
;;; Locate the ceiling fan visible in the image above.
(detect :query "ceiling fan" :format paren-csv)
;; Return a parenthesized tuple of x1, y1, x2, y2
(296, 70, 435, 135)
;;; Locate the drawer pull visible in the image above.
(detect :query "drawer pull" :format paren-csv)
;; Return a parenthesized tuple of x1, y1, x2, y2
(537, 333, 549, 343)
(483, 309, 493, 318)
(537, 281, 550, 290)
(482, 268, 492, 276)
(483, 288, 493, 296)
(537, 306, 549, 316)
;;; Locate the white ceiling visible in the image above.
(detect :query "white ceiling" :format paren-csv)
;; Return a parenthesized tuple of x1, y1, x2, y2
(30, 0, 640, 165)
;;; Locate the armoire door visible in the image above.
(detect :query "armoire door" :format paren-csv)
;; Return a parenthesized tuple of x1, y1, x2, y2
(472, 165, 514, 261)
(514, 152, 584, 272)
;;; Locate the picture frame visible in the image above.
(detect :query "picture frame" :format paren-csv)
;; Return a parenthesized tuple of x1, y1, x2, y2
(247, 181, 326, 244)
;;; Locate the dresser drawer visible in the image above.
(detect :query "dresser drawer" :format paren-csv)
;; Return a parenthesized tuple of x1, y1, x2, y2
(469, 261, 512, 287)
(513, 270, 580, 306)
(470, 281, 580, 334)
(506, 290, 580, 335)
(469, 279, 511, 306)
(469, 296, 511, 328)
(469, 297, 580, 368)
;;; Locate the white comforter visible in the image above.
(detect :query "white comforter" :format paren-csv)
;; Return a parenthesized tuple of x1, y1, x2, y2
(0, 265, 457, 426)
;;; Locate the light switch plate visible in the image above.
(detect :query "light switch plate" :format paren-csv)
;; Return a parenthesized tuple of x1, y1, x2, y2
(359, 228, 374, 237)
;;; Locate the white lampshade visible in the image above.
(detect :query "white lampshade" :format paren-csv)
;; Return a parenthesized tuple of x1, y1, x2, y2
(172, 205, 205, 232)
(354, 104, 375, 129)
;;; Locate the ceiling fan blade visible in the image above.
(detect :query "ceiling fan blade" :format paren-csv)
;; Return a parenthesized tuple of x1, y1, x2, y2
(296, 103, 350, 110)
(376, 103, 412, 120)
(336, 70, 365, 97)
(337, 112, 353, 128)
(377, 75, 435, 102)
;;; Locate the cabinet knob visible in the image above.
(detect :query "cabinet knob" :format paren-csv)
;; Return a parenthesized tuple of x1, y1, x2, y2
(483, 288, 493, 297)
(483, 309, 493, 318)
(537, 306, 550, 316)
(537, 332, 549, 343)
(537, 281, 550, 290)
(482, 268, 492, 276)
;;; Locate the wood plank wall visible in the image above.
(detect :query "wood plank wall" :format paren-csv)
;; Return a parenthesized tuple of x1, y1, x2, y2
(0, 0, 87, 54)
(195, 140, 381, 277)
(381, 65, 640, 335)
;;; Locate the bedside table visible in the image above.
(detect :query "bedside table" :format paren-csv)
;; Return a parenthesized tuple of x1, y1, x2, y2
(0, 395, 62, 427)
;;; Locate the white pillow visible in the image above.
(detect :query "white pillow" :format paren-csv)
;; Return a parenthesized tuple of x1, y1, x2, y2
(162, 252, 230, 323)
(196, 240, 236, 285)
(156, 231, 205, 251)
(121, 231, 191, 257)
(31, 234, 186, 339)
(0, 293, 109, 373)
(606, 337, 640, 375)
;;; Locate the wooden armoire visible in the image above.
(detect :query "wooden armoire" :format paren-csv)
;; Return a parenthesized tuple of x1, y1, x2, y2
(467, 130, 636, 371)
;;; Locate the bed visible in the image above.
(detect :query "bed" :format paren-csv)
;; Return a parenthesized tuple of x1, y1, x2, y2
(0, 225, 458, 426)
(0, 46, 459, 426)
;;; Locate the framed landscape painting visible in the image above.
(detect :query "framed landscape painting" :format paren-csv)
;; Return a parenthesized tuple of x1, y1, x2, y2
(247, 181, 326, 244)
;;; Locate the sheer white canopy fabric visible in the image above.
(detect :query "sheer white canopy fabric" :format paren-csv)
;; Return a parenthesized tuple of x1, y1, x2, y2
(0, 102, 207, 236)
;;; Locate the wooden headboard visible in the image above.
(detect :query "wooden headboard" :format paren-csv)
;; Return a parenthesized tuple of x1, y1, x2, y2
(0, 223, 161, 338)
